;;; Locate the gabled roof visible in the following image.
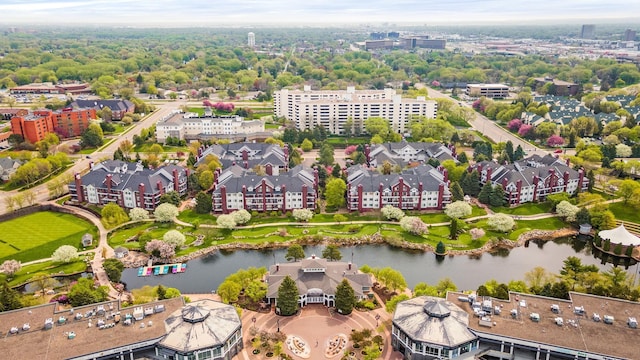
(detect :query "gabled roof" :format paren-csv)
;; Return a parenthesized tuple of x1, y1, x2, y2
(196, 142, 286, 169)
(347, 164, 447, 194)
(213, 165, 315, 194)
(74, 161, 187, 194)
(71, 99, 134, 112)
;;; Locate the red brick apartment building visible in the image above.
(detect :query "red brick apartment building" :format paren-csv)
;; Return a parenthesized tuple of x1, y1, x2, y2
(11, 108, 96, 143)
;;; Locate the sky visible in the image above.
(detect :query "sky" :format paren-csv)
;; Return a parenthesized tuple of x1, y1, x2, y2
(2, 0, 640, 26)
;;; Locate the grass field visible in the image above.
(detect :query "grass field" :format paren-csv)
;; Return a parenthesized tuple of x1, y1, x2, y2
(492, 202, 553, 216)
(608, 202, 640, 224)
(0, 212, 98, 263)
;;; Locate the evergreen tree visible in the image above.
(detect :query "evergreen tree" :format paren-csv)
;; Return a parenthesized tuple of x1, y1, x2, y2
(449, 219, 459, 240)
(601, 157, 611, 168)
(187, 152, 197, 166)
(587, 170, 595, 192)
(157, 284, 167, 300)
(478, 181, 493, 204)
(322, 245, 342, 261)
(435, 241, 446, 255)
(285, 244, 305, 262)
(490, 185, 506, 207)
(505, 141, 514, 162)
(576, 208, 590, 225)
(450, 182, 465, 202)
(277, 276, 299, 316)
(335, 279, 356, 315)
(514, 145, 525, 161)
(457, 151, 468, 164)
(0, 281, 23, 312)
(450, 132, 461, 144)
(195, 191, 213, 214)
(462, 169, 481, 197)
(331, 164, 342, 178)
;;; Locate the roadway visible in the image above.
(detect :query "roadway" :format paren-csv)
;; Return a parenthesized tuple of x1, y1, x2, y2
(424, 87, 551, 157)
(0, 100, 186, 215)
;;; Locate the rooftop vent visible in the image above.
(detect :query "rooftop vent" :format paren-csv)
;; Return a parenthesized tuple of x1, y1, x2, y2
(628, 317, 637, 328)
(550, 304, 560, 313)
(530, 313, 540, 322)
(154, 304, 165, 313)
(22, 323, 30, 331)
(9, 327, 18, 334)
(555, 317, 564, 326)
(593, 313, 601, 322)
(510, 309, 518, 318)
(574, 306, 585, 315)
(604, 315, 614, 324)
(44, 318, 53, 330)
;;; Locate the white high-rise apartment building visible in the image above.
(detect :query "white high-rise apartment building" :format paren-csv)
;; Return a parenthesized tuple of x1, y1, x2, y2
(247, 32, 255, 47)
(274, 86, 438, 135)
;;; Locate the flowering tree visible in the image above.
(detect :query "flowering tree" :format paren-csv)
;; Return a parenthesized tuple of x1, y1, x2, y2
(518, 124, 534, 138)
(145, 240, 175, 259)
(344, 145, 358, 155)
(203, 100, 214, 107)
(381, 205, 405, 221)
(469, 228, 486, 240)
(216, 214, 237, 229)
(213, 102, 235, 112)
(487, 213, 515, 232)
(1, 260, 21, 277)
(129, 207, 150, 221)
(232, 209, 252, 225)
(52, 245, 79, 263)
(547, 135, 565, 147)
(556, 201, 580, 222)
(444, 201, 472, 219)
(399, 216, 429, 235)
(292, 208, 314, 222)
(154, 203, 179, 222)
(163, 230, 186, 248)
(507, 119, 523, 132)
(616, 143, 632, 158)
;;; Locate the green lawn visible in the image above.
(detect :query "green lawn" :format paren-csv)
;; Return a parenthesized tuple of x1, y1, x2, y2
(609, 202, 640, 224)
(177, 210, 217, 225)
(492, 202, 552, 216)
(0, 212, 98, 263)
(2, 259, 89, 287)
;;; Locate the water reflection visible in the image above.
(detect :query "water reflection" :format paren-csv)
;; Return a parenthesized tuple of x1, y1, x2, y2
(121, 237, 635, 293)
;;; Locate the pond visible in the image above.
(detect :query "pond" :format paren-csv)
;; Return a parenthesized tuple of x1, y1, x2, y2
(121, 237, 638, 293)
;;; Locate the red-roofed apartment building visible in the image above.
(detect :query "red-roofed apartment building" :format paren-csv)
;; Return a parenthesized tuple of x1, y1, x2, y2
(10, 108, 96, 143)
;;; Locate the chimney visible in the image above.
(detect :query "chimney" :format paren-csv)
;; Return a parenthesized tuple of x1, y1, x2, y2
(266, 164, 273, 176)
(348, 262, 352, 270)
(242, 150, 248, 161)
(138, 183, 145, 208)
(172, 169, 179, 192)
(106, 174, 112, 192)
(74, 173, 84, 203)
(157, 180, 163, 195)
(311, 254, 316, 259)
(302, 184, 308, 208)
(244, 161, 249, 169)
(89, 161, 94, 170)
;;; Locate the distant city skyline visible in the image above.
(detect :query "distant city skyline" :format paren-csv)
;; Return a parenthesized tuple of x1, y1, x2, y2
(2, 0, 640, 26)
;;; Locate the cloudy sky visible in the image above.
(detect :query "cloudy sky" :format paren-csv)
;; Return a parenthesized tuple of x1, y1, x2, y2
(2, 0, 639, 26)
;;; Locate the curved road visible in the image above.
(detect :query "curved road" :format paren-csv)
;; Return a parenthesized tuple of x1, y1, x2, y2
(0, 100, 186, 215)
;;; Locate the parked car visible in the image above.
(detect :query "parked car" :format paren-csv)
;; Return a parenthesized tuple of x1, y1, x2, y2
(554, 149, 563, 154)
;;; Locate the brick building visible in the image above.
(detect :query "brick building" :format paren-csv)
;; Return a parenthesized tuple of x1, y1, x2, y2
(10, 108, 95, 143)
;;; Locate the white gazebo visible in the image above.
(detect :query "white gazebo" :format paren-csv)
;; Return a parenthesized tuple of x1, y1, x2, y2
(598, 224, 640, 246)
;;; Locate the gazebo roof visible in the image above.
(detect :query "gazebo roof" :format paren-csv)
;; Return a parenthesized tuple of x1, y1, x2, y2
(598, 224, 640, 246)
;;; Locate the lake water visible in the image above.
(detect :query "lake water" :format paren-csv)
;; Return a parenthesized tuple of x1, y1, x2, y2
(120, 237, 639, 293)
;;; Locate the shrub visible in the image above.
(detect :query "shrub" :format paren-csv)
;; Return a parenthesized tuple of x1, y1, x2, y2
(381, 205, 404, 221)
(292, 208, 314, 222)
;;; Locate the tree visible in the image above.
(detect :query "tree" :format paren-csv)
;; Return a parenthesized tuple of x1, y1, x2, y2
(195, 191, 213, 214)
(0, 282, 23, 312)
(489, 185, 506, 207)
(80, 123, 104, 148)
(461, 169, 481, 196)
(614, 179, 640, 203)
(300, 138, 313, 152)
(556, 201, 580, 222)
(216, 214, 237, 229)
(514, 145, 525, 161)
(318, 143, 334, 166)
(469, 228, 485, 240)
(277, 276, 299, 316)
(154, 203, 179, 222)
(30, 273, 54, 298)
(198, 170, 215, 190)
(68, 277, 108, 307)
(377, 267, 407, 293)
(364, 117, 391, 139)
(547, 135, 565, 147)
(333, 214, 348, 223)
(487, 213, 515, 232)
(1, 260, 21, 278)
(399, 216, 428, 235)
(504, 141, 514, 162)
(450, 182, 464, 202)
(218, 280, 242, 304)
(322, 245, 342, 261)
(435, 241, 446, 254)
(159, 191, 181, 206)
(52, 245, 79, 263)
(444, 201, 472, 219)
(156, 284, 167, 300)
(102, 258, 124, 283)
(478, 181, 493, 205)
(381, 205, 404, 221)
(575, 207, 591, 225)
(163, 230, 186, 248)
(385, 294, 409, 313)
(325, 178, 346, 209)
(292, 208, 314, 222)
(245, 280, 268, 303)
(285, 244, 305, 262)
(616, 143, 632, 158)
(232, 209, 251, 225)
(335, 279, 356, 315)
(101, 203, 129, 229)
(129, 207, 149, 221)
(145, 240, 175, 259)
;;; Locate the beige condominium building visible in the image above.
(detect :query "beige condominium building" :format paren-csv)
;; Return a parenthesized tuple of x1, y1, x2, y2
(274, 86, 437, 135)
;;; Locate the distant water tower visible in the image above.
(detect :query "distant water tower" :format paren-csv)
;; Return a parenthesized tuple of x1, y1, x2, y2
(248, 32, 255, 47)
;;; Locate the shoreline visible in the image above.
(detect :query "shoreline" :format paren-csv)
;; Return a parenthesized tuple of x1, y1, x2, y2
(122, 227, 579, 268)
